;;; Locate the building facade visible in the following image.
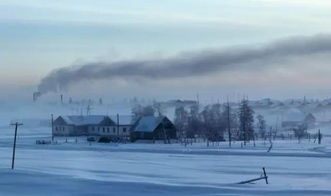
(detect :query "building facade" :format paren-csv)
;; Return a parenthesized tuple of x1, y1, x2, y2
(53, 115, 123, 137)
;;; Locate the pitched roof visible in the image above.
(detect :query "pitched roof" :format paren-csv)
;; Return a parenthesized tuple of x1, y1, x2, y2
(61, 115, 111, 126)
(284, 108, 305, 122)
(131, 116, 165, 132)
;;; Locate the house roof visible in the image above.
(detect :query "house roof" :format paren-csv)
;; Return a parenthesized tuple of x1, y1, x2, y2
(284, 108, 305, 122)
(131, 116, 165, 132)
(109, 115, 134, 125)
(61, 115, 111, 126)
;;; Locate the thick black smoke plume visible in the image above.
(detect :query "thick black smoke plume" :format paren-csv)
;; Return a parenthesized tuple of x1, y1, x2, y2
(38, 34, 331, 94)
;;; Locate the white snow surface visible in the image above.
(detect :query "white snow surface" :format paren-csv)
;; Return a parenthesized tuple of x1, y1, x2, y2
(0, 127, 331, 195)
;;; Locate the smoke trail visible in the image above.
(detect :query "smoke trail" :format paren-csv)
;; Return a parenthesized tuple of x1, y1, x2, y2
(38, 34, 331, 94)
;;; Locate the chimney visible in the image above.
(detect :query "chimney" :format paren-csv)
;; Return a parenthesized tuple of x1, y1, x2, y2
(33, 92, 41, 102)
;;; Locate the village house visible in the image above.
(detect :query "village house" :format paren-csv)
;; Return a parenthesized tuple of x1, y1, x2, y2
(281, 112, 316, 130)
(53, 115, 119, 137)
(130, 116, 177, 142)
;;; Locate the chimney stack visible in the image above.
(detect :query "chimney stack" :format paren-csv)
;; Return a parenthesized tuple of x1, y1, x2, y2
(33, 92, 41, 102)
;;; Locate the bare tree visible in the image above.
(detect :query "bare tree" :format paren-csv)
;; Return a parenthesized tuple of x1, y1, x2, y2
(293, 123, 307, 143)
(256, 114, 267, 140)
(201, 104, 225, 145)
(174, 106, 188, 141)
(187, 104, 202, 139)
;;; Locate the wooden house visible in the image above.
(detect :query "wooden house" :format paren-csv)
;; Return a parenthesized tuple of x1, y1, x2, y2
(130, 116, 177, 142)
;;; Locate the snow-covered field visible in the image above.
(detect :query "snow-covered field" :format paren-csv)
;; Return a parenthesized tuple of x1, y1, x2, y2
(1, 127, 331, 195)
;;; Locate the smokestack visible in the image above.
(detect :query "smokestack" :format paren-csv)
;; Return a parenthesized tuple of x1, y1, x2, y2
(33, 92, 41, 102)
(60, 94, 63, 104)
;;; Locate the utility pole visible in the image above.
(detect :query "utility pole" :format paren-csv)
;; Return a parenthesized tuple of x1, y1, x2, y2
(10, 122, 23, 170)
(318, 129, 322, 144)
(227, 98, 232, 147)
(196, 93, 200, 105)
(86, 104, 92, 116)
(51, 114, 54, 142)
(117, 114, 120, 139)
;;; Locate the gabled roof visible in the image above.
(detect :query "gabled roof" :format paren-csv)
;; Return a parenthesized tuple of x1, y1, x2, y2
(60, 115, 113, 126)
(131, 116, 166, 132)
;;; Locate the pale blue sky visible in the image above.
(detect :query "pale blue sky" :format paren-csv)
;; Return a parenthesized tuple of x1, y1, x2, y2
(1, 0, 331, 99)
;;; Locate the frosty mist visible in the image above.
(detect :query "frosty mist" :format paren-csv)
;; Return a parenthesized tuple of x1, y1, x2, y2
(38, 34, 331, 94)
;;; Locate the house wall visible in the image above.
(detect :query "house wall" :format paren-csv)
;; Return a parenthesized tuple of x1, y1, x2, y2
(53, 125, 74, 136)
(131, 132, 154, 141)
(153, 126, 177, 140)
(52, 115, 133, 138)
(119, 125, 131, 137)
(88, 125, 117, 136)
(73, 126, 88, 136)
(131, 126, 177, 141)
(53, 125, 132, 137)
(87, 125, 132, 137)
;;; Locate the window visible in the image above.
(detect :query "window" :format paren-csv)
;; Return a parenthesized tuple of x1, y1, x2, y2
(123, 128, 127, 133)
(107, 127, 110, 133)
(98, 127, 100, 131)
(103, 127, 105, 133)
(113, 128, 116, 133)
(92, 127, 95, 131)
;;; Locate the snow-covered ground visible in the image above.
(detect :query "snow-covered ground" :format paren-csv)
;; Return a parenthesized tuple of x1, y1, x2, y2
(1, 127, 331, 195)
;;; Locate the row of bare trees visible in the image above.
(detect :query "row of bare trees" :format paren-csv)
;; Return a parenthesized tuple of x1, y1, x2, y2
(174, 99, 261, 146)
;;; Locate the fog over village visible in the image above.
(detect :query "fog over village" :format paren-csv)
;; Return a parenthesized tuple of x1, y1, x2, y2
(2, 0, 331, 195)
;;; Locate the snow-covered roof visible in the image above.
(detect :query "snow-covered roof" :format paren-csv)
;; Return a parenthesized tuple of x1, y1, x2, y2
(61, 115, 111, 126)
(131, 116, 165, 132)
(283, 108, 305, 122)
(109, 115, 133, 125)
